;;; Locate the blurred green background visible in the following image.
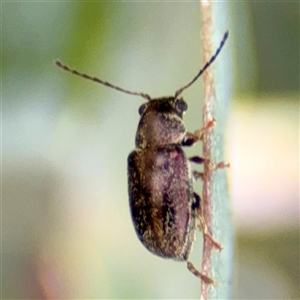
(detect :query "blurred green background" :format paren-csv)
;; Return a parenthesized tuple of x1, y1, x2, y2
(2, 2, 299, 299)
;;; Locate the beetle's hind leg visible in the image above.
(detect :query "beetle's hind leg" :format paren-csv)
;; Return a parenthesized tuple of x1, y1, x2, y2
(187, 261, 215, 285)
(193, 192, 223, 251)
(186, 192, 220, 284)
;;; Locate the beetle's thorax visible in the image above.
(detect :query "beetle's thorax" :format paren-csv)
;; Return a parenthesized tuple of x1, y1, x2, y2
(135, 97, 187, 149)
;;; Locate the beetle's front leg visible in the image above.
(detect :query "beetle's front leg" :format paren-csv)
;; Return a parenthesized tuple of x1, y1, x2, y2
(193, 192, 223, 251)
(182, 119, 216, 146)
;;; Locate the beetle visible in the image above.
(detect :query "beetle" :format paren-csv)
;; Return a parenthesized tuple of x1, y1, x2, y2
(55, 31, 229, 282)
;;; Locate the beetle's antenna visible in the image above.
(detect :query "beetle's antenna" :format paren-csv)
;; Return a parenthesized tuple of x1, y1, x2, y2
(55, 60, 152, 101)
(174, 31, 229, 98)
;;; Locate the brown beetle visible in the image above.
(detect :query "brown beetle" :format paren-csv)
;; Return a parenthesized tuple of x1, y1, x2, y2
(55, 31, 229, 281)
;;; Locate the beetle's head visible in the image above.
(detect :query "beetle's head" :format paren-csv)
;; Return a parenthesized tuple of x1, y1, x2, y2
(138, 97, 187, 119)
(55, 32, 229, 149)
(135, 97, 187, 148)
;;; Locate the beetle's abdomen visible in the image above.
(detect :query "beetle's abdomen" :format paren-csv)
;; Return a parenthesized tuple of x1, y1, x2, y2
(128, 145, 195, 261)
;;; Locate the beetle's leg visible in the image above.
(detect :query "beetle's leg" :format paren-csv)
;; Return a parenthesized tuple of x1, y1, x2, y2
(190, 156, 230, 172)
(192, 165, 230, 182)
(193, 171, 204, 181)
(214, 161, 230, 169)
(187, 262, 215, 285)
(188, 157, 210, 181)
(182, 119, 216, 147)
(189, 156, 205, 164)
(193, 192, 223, 251)
(189, 157, 205, 180)
(189, 157, 210, 181)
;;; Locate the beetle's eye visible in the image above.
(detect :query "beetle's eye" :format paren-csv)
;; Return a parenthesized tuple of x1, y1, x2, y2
(138, 103, 147, 115)
(176, 99, 188, 112)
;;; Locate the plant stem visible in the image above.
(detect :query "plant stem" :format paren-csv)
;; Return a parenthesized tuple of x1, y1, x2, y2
(199, 1, 233, 299)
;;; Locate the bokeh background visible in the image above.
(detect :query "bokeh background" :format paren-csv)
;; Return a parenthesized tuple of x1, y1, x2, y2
(2, 2, 299, 299)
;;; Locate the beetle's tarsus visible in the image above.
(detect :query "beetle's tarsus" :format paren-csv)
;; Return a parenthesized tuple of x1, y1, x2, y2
(207, 160, 230, 171)
(215, 161, 230, 169)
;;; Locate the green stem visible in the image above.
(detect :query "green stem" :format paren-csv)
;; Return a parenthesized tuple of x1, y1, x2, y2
(199, 1, 233, 299)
